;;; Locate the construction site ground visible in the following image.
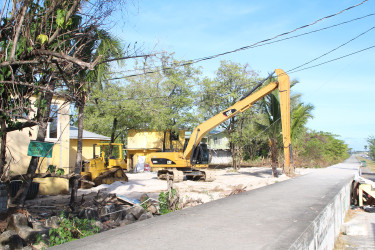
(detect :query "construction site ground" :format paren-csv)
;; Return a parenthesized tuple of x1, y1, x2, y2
(22, 166, 317, 220)
(78, 167, 318, 204)
(55, 155, 361, 250)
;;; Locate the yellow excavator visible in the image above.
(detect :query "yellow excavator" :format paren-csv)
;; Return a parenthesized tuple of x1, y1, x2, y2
(146, 69, 292, 182)
(80, 143, 128, 188)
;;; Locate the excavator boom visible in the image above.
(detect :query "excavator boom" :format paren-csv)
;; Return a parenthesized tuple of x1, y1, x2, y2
(183, 69, 292, 171)
(149, 68, 292, 182)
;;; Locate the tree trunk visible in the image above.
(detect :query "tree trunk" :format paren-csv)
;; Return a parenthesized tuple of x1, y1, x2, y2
(0, 116, 7, 178)
(108, 117, 117, 157)
(230, 142, 238, 171)
(169, 129, 173, 151)
(162, 131, 167, 151)
(269, 138, 279, 178)
(11, 81, 56, 205)
(238, 146, 243, 169)
(70, 95, 86, 209)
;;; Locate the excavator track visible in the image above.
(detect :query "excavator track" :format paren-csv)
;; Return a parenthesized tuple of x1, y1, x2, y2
(157, 169, 184, 182)
(202, 170, 215, 182)
(172, 170, 184, 182)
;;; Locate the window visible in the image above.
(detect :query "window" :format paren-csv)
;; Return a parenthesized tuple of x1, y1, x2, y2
(47, 104, 58, 139)
(214, 137, 218, 144)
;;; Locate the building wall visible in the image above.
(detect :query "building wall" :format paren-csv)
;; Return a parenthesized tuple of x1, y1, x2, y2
(6, 97, 70, 175)
(208, 132, 230, 150)
(69, 139, 106, 171)
(127, 129, 185, 151)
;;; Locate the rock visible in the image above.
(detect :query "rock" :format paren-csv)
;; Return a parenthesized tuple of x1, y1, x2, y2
(119, 219, 134, 227)
(0, 230, 24, 249)
(79, 208, 99, 220)
(125, 213, 136, 222)
(138, 212, 153, 221)
(139, 194, 149, 204)
(31, 222, 45, 231)
(32, 241, 48, 250)
(44, 216, 59, 229)
(94, 221, 105, 232)
(7, 214, 48, 244)
(147, 204, 158, 214)
(100, 204, 115, 217)
(7, 214, 29, 230)
(22, 246, 32, 250)
(17, 227, 41, 244)
(128, 205, 146, 219)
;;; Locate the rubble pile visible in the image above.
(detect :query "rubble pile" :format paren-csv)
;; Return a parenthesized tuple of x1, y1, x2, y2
(0, 191, 160, 249)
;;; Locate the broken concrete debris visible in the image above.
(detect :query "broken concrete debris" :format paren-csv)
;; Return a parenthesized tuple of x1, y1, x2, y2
(0, 191, 161, 249)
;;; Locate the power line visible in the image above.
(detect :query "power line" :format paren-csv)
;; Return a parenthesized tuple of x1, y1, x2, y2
(102, 10, 374, 81)
(188, 0, 370, 65)
(107, 13, 375, 77)
(288, 45, 375, 74)
(287, 25, 375, 73)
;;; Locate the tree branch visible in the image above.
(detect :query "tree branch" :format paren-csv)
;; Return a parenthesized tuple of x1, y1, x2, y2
(10, 0, 29, 60)
(48, 0, 80, 45)
(0, 81, 77, 100)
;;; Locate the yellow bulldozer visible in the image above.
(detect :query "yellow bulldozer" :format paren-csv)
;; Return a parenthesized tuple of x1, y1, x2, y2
(80, 143, 128, 188)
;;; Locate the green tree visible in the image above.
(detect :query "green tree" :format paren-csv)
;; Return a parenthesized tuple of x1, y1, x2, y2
(254, 74, 315, 176)
(256, 88, 283, 177)
(69, 29, 124, 209)
(198, 61, 259, 170)
(298, 131, 349, 167)
(84, 54, 201, 152)
(367, 137, 375, 159)
(1, 0, 126, 205)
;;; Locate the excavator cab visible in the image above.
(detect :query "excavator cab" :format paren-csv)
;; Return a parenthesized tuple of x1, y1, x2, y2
(191, 143, 209, 165)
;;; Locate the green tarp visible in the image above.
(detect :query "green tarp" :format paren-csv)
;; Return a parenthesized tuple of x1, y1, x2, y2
(27, 141, 54, 158)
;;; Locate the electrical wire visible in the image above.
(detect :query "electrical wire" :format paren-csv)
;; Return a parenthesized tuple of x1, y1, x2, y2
(188, 0, 370, 65)
(106, 13, 375, 77)
(288, 45, 375, 74)
(98, 3, 375, 81)
(287, 25, 375, 73)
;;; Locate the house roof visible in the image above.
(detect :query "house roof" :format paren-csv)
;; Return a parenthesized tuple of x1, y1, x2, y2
(70, 126, 110, 140)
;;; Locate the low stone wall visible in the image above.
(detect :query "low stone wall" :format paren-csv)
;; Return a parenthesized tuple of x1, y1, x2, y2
(290, 179, 352, 249)
(209, 149, 232, 164)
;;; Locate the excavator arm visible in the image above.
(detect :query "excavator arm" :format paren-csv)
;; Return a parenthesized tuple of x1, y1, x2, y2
(184, 69, 292, 170)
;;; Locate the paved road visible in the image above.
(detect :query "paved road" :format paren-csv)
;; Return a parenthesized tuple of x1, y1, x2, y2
(54, 156, 360, 250)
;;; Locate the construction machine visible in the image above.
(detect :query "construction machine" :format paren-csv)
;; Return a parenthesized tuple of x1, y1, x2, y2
(147, 69, 293, 182)
(80, 143, 128, 188)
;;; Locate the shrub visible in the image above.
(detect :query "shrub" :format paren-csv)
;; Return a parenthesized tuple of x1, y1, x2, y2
(48, 213, 99, 246)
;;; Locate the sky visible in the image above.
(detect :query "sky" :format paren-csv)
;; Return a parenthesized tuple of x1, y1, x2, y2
(112, 0, 375, 151)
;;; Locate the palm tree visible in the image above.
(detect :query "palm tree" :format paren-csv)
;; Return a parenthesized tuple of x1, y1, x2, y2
(256, 89, 282, 177)
(291, 103, 314, 142)
(256, 78, 313, 177)
(70, 29, 123, 208)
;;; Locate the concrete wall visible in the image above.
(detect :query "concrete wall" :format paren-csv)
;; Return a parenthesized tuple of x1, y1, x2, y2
(6, 97, 70, 175)
(210, 149, 232, 164)
(290, 181, 351, 249)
